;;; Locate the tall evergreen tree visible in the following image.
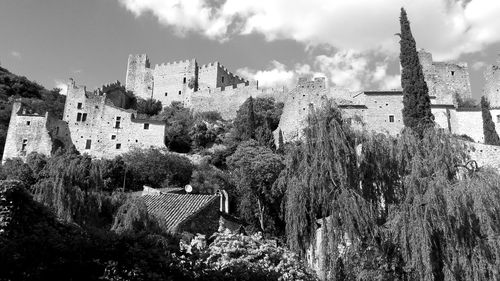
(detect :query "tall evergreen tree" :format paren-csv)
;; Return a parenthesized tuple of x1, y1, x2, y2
(400, 8, 434, 136)
(481, 96, 500, 145)
(247, 96, 256, 139)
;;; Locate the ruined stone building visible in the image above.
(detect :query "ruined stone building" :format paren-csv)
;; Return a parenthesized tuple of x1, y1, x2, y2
(4, 50, 500, 163)
(275, 50, 500, 145)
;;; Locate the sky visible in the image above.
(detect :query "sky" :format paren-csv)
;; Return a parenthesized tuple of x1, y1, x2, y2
(1, 0, 500, 100)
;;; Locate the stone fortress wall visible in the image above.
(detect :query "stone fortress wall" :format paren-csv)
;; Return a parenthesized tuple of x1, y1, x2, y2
(125, 54, 251, 110)
(418, 50, 472, 105)
(5, 49, 500, 163)
(63, 79, 166, 159)
(483, 57, 500, 108)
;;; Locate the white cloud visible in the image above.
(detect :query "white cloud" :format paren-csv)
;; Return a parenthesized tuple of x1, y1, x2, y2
(10, 51, 21, 59)
(118, 0, 500, 60)
(237, 61, 298, 88)
(54, 80, 68, 95)
(472, 61, 486, 71)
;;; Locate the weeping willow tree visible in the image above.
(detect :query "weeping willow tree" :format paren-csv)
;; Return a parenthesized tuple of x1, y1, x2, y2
(280, 102, 500, 280)
(32, 152, 125, 228)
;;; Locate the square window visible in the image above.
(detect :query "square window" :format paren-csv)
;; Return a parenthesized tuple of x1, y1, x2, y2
(389, 115, 395, 123)
(183, 77, 186, 84)
(21, 139, 27, 151)
(144, 123, 149, 130)
(165, 92, 168, 96)
(221, 76, 225, 83)
(82, 113, 87, 122)
(26, 121, 30, 126)
(77, 103, 82, 109)
(116, 143, 121, 149)
(178, 90, 181, 95)
(111, 135, 116, 140)
(85, 139, 92, 149)
(76, 113, 82, 122)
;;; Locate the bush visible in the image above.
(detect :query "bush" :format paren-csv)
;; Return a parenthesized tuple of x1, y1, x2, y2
(122, 148, 194, 190)
(134, 97, 162, 116)
(161, 102, 195, 153)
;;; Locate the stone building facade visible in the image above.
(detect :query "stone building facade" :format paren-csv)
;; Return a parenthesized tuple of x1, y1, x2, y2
(63, 79, 167, 159)
(125, 54, 249, 107)
(2, 102, 71, 163)
(483, 57, 500, 108)
(418, 49, 472, 105)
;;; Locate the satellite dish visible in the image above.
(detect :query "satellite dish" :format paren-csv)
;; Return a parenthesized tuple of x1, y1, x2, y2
(185, 185, 193, 193)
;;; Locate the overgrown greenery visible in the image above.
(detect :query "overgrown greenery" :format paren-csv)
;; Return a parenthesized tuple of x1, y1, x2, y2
(0, 66, 66, 158)
(481, 96, 500, 145)
(399, 8, 434, 136)
(134, 97, 162, 116)
(279, 101, 500, 280)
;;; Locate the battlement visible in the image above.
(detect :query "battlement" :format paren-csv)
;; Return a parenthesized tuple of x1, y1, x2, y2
(154, 59, 194, 69)
(297, 76, 326, 89)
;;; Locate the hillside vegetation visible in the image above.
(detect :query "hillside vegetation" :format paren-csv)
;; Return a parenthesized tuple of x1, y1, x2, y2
(0, 66, 66, 158)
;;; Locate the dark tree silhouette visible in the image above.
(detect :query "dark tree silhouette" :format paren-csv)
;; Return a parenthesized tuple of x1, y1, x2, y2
(400, 8, 434, 136)
(481, 96, 500, 145)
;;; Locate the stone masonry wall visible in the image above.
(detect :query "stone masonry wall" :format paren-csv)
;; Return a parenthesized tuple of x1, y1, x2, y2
(189, 81, 286, 120)
(418, 50, 472, 105)
(483, 60, 500, 107)
(467, 142, 500, 172)
(125, 54, 153, 100)
(64, 80, 166, 159)
(2, 103, 56, 162)
(152, 59, 197, 107)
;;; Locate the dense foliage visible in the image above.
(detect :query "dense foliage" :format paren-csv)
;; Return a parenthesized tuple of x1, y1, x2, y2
(134, 97, 163, 116)
(233, 97, 283, 148)
(228, 140, 285, 235)
(279, 102, 500, 280)
(481, 96, 500, 145)
(175, 231, 317, 281)
(161, 101, 196, 153)
(0, 66, 65, 158)
(399, 8, 434, 135)
(122, 147, 194, 190)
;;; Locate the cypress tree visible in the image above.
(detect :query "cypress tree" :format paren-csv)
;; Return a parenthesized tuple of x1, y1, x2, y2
(400, 8, 434, 136)
(481, 96, 500, 145)
(247, 96, 256, 139)
(278, 128, 284, 153)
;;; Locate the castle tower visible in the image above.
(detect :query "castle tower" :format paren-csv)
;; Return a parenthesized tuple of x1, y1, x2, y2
(418, 49, 472, 105)
(126, 54, 153, 99)
(483, 55, 500, 108)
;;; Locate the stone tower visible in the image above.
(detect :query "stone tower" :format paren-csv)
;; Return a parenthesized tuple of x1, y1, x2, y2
(483, 55, 500, 108)
(125, 54, 153, 100)
(418, 50, 472, 105)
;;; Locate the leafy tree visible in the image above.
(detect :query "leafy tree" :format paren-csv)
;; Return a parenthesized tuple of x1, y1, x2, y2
(481, 96, 500, 145)
(161, 101, 195, 153)
(1, 157, 35, 186)
(233, 97, 284, 147)
(227, 140, 285, 235)
(279, 101, 500, 280)
(122, 147, 193, 190)
(195, 110, 223, 122)
(400, 8, 434, 136)
(189, 121, 218, 149)
(190, 162, 233, 195)
(247, 96, 256, 139)
(175, 231, 318, 281)
(134, 97, 162, 116)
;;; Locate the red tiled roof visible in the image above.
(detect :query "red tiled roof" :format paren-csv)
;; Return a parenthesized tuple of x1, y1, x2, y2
(142, 193, 219, 233)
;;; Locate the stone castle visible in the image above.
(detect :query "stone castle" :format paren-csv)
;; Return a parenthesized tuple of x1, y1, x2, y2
(4, 50, 500, 164)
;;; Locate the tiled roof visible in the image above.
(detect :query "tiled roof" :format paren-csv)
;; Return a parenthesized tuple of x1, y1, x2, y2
(142, 193, 219, 233)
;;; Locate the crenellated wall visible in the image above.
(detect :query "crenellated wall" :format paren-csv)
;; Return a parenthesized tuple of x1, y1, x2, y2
(483, 58, 500, 107)
(418, 50, 472, 105)
(152, 59, 197, 107)
(189, 81, 286, 120)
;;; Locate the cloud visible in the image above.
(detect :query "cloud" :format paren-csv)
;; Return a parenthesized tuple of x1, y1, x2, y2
(54, 80, 68, 95)
(237, 61, 299, 88)
(118, 0, 500, 60)
(10, 51, 21, 59)
(472, 61, 486, 71)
